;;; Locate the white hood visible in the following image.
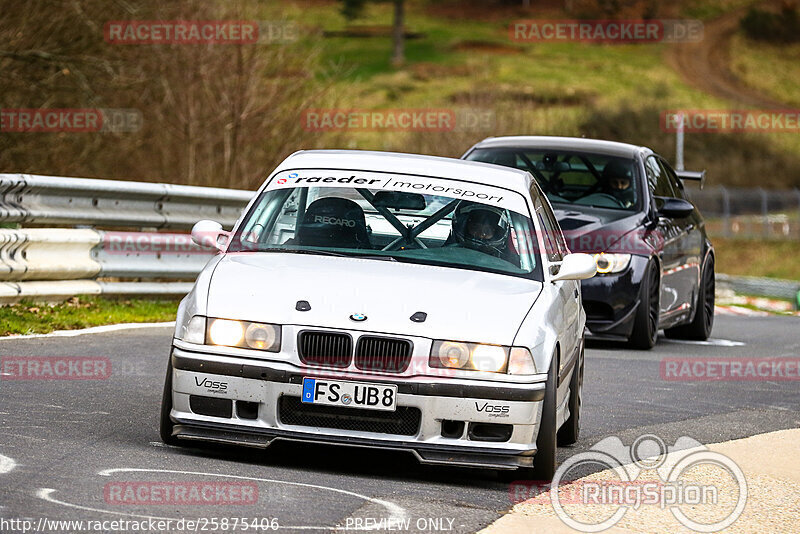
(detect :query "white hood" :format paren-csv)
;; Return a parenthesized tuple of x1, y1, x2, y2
(206, 253, 542, 345)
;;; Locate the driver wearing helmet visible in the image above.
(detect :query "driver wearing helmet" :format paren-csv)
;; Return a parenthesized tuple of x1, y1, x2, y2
(451, 201, 518, 264)
(601, 160, 635, 208)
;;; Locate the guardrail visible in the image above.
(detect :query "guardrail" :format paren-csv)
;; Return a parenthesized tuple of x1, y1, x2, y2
(0, 174, 253, 304)
(716, 274, 800, 302)
(0, 173, 252, 229)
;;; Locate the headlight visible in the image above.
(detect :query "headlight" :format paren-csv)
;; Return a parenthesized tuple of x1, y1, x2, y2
(430, 340, 521, 374)
(593, 253, 631, 274)
(207, 318, 281, 352)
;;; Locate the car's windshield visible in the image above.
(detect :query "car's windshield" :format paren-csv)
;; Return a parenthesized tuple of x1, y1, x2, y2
(228, 170, 543, 281)
(465, 148, 640, 211)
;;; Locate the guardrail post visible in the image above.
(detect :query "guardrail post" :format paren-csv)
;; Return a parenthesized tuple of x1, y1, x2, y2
(759, 187, 769, 238)
(721, 186, 731, 237)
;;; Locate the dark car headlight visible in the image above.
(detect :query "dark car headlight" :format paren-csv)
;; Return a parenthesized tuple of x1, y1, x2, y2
(593, 253, 631, 274)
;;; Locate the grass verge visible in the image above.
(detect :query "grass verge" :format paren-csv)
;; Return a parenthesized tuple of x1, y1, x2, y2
(0, 296, 179, 336)
(713, 237, 800, 280)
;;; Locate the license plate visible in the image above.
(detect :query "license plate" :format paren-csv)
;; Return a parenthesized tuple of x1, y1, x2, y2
(301, 378, 397, 412)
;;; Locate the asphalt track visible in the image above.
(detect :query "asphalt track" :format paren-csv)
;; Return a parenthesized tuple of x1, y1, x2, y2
(0, 314, 798, 533)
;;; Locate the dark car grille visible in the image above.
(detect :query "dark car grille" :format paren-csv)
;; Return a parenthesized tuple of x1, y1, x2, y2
(354, 336, 413, 373)
(278, 396, 421, 436)
(298, 331, 352, 368)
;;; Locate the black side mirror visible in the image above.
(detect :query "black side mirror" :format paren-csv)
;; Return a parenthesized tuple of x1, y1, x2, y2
(657, 197, 694, 219)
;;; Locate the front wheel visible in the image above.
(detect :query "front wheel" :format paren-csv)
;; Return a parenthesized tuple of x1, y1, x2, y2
(525, 352, 559, 481)
(159, 361, 180, 446)
(557, 343, 583, 446)
(628, 261, 660, 350)
(665, 255, 715, 340)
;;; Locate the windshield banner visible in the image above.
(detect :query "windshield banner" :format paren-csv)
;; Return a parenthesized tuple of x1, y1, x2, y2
(266, 170, 530, 214)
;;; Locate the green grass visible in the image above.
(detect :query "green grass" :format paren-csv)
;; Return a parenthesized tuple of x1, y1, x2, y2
(280, 0, 795, 168)
(0, 296, 179, 336)
(730, 33, 800, 108)
(713, 238, 800, 280)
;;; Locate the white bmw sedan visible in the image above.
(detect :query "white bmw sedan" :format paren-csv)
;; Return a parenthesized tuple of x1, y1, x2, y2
(160, 150, 595, 479)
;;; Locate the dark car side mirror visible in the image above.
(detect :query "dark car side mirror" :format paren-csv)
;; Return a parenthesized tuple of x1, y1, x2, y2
(657, 197, 694, 219)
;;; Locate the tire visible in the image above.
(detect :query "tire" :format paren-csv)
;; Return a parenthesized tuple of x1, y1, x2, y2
(665, 255, 715, 341)
(159, 360, 180, 446)
(529, 353, 559, 481)
(557, 342, 583, 446)
(628, 260, 660, 350)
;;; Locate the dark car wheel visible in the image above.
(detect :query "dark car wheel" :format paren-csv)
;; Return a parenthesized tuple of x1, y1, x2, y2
(557, 342, 583, 446)
(628, 261, 660, 350)
(665, 255, 715, 341)
(159, 360, 180, 446)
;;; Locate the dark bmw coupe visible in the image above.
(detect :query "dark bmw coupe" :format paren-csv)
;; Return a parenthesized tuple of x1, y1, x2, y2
(462, 136, 714, 349)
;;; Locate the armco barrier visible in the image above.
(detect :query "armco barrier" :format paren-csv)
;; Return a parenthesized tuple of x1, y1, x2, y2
(716, 273, 800, 301)
(0, 173, 253, 303)
(0, 173, 252, 229)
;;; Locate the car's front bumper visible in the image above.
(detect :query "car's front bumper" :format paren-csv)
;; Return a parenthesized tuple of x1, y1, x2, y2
(581, 254, 649, 338)
(167, 346, 547, 469)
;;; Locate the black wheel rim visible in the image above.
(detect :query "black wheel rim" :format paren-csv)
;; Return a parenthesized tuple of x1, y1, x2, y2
(648, 266, 660, 342)
(703, 261, 715, 333)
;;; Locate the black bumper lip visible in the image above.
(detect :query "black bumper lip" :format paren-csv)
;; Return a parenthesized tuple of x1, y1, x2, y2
(172, 351, 545, 402)
(171, 420, 536, 469)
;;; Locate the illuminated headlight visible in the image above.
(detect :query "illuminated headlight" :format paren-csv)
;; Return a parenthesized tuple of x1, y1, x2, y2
(593, 253, 631, 274)
(206, 318, 281, 352)
(430, 341, 533, 374)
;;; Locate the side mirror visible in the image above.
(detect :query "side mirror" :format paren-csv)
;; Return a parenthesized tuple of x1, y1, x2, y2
(658, 198, 694, 219)
(551, 253, 597, 282)
(191, 220, 230, 251)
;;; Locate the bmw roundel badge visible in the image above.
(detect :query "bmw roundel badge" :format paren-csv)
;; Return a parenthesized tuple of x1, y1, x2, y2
(350, 313, 367, 322)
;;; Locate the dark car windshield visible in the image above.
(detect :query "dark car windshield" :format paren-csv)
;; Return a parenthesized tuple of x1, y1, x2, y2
(465, 148, 640, 211)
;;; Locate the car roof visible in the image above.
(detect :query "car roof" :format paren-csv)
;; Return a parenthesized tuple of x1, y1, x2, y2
(467, 136, 647, 159)
(272, 149, 535, 194)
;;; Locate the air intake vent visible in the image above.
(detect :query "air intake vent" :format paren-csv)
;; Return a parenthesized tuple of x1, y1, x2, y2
(355, 336, 413, 373)
(298, 331, 352, 368)
(279, 396, 421, 436)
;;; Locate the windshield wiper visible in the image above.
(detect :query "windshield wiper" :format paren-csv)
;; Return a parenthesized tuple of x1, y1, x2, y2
(246, 248, 398, 261)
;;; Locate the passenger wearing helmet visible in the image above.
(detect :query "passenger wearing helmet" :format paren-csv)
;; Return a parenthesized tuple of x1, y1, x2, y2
(450, 201, 518, 265)
(601, 160, 635, 208)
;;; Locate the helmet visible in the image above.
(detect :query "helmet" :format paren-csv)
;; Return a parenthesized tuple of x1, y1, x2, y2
(601, 160, 635, 205)
(452, 201, 510, 256)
